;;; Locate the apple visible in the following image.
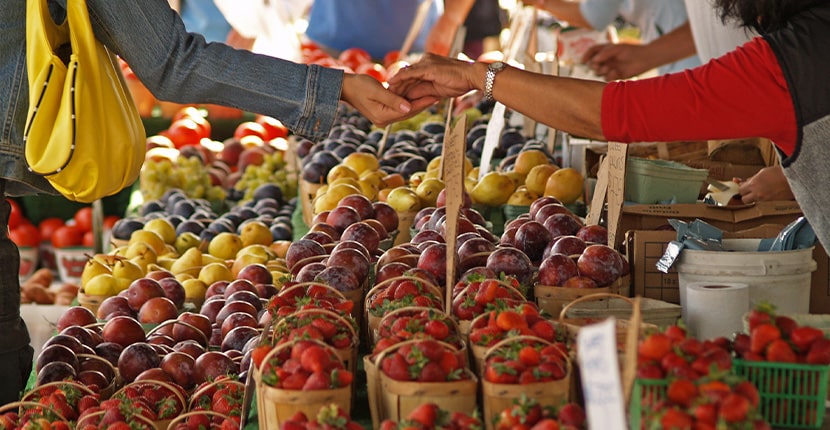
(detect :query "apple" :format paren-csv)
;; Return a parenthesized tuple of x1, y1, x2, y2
(59, 326, 98, 348)
(577, 245, 624, 287)
(372, 202, 399, 232)
(294, 262, 328, 283)
(205, 281, 230, 300)
(160, 351, 196, 389)
(172, 339, 206, 359)
(125, 278, 166, 312)
(325, 206, 362, 234)
(486, 247, 534, 285)
(314, 266, 361, 293)
(138, 296, 179, 324)
(514, 220, 552, 263)
(340, 222, 380, 254)
(102, 315, 146, 347)
(199, 298, 226, 323)
(215, 301, 258, 327)
(56, 306, 97, 332)
(36, 362, 77, 386)
(285, 239, 328, 271)
(36, 344, 79, 373)
(220, 312, 259, 338)
(542, 213, 582, 239)
(158, 277, 186, 309)
(94, 342, 124, 367)
(221, 326, 259, 353)
(562, 276, 599, 289)
(174, 312, 213, 346)
(148, 334, 177, 348)
(223, 279, 258, 299)
(309, 223, 341, 241)
(193, 351, 238, 384)
(417, 243, 450, 287)
(135, 367, 175, 384)
(96, 295, 133, 320)
(529, 196, 563, 219)
(327, 247, 371, 284)
(576, 224, 609, 245)
(226, 290, 263, 313)
(43, 334, 85, 355)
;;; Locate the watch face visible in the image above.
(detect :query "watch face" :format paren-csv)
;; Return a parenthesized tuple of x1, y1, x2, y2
(490, 61, 505, 71)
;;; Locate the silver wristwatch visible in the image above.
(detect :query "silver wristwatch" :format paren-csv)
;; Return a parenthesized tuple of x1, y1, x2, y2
(483, 61, 506, 102)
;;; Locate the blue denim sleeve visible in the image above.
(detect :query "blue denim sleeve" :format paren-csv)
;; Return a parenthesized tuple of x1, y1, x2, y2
(82, 0, 341, 139)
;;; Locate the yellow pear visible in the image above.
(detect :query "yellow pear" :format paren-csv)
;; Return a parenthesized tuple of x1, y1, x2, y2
(182, 278, 208, 301)
(359, 170, 385, 188)
(467, 167, 480, 181)
(470, 171, 516, 207)
(111, 258, 144, 285)
(198, 262, 234, 286)
(507, 186, 540, 206)
(170, 247, 203, 275)
(80, 259, 112, 288)
(513, 149, 552, 175)
(427, 156, 443, 172)
(231, 253, 268, 278)
(313, 183, 362, 213)
(408, 171, 426, 188)
(269, 240, 291, 259)
(175, 232, 202, 255)
(83, 273, 119, 296)
(357, 179, 379, 200)
(505, 171, 527, 188)
(208, 232, 243, 260)
(342, 152, 380, 175)
(525, 164, 559, 196)
(124, 241, 158, 265)
(143, 218, 177, 245)
(385, 187, 421, 213)
(175, 273, 195, 283)
(544, 167, 585, 204)
(423, 169, 440, 180)
(91, 253, 123, 268)
(415, 178, 445, 208)
(237, 244, 276, 261)
(128, 230, 167, 256)
(201, 253, 226, 266)
(326, 164, 360, 184)
(239, 221, 273, 247)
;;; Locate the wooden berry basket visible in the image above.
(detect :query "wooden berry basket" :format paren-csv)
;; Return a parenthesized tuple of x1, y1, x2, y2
(272, 308, 360, 377)
(534, 273, 631, 317)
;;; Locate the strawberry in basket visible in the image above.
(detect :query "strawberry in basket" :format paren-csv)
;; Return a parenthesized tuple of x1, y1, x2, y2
(734, 304, 830, 364)
(267, 283, 354, 319)
(76, 395, 157, 429)
(274, 309, 359, 351)
(451, 275, 528, 322)
(483, 339, 569, 385)
(469, 305, 562, 348)
(280, 403, 364, 430)
(190, 376, 245, 420)
(379, 339, 470, 382)
(367, 277, 444, 318)
(379, 403, 482, 430)
(491, 394, 586, 430)
(112, 381, 187, 421)
(637, 325, 732, 380)
(258, 340, 353, 390)
(22, 381, 98, 422)
(373, 308, 464, 354)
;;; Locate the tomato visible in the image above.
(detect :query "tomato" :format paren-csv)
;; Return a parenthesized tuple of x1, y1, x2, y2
(9, 223, 40, 248)
(38, 217, 65, 243)
(51, 225, 84, 248)
(255, 115, 288, 140)
(338, 47, 372, 70)
(82, 230, 95, 248)
(165, 118, 204, 148)
(172, 106, 211, 139)
(6, 198, 24, 229)
(355, 62, 387, 83)
(383, 50, 401, 68)
(73, 206, 94, 233)
(103, 215, 120, 231)
(233, 121, 268, 140)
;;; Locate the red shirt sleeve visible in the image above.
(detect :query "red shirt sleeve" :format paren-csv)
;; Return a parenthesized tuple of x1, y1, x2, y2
(601, 37, 797, 156)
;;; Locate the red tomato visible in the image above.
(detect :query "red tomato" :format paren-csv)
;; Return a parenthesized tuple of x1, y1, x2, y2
(255, 116, 289, 140)
(7, 199, 24, 230)
(165, 118, 204, 149)
(82, 231, 95, 248)
(38, 217, 65, 243)
(52, 225, 84, 248)
(73, 207, 94, 233)
(233, 121, 268, 140)
(383, 50, 401, 68)
(9, 223, 41, 248)
(355, 62, 387, 83)
(173, 106, 211, 139)
(338, 47, 372, 70)
(103, 215, 120, 230)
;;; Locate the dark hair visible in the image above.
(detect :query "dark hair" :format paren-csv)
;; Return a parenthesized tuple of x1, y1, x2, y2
(714, 0, 826, 33)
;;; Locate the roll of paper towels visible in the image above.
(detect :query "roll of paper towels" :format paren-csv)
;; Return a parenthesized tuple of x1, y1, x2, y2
(684, 282, 750, 340)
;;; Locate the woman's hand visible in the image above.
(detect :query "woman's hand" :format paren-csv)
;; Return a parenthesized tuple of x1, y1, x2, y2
(340, 74, 417, 126)
(734, 165, 795, 203)
(387, 54, 484, 106)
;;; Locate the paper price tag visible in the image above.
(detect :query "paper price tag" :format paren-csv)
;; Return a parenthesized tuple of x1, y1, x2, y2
(442, 117, 467, 305)
(478, 102, 506, 180)
(577, 318, 626, 430)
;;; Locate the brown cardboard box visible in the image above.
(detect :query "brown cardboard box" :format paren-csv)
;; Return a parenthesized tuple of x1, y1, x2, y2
(625, 225, 830, 313)
(617, 201, 804, 236)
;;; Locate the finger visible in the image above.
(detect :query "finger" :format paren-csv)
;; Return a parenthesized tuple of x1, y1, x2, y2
(372, 89, 412, 115)
(581, 45, 604, 64)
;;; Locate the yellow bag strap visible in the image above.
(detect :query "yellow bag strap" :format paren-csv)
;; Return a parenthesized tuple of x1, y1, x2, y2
(25, 0, 69, 85)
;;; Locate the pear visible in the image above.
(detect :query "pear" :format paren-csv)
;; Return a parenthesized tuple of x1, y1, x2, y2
(83, 273, 119, 296)
(208, 232, 243, 261)
(143, 218, 177, 245)
(91, 253, 124, 268)
(471, 171, 516, 207)
(175, 273, 195, 283)
(231, 253, 269, 278)
(201, 253, 226, 266)
(326, 164, 360, 183)
(525, 164, 558, 196)
(128, 229, 168, 256)
(385, 187, 421, 213)
(342, 152, 379, 175)
(182, 278, 208, 301)
(507, 186, 540, 206)
(80, 259, 112, 288)
(198, 262, 234, 286)
(239, 221, 273, 248)
(415, 178, 445, 208)
(171, 247, 203, 276)
(157, 257, 178, 272)
(111, 258, 144, 285)
(513, 149, 552, 175)
(237, 244, 276, 261)
(124, 241, 158, 264)
(175, 232, 202, 255)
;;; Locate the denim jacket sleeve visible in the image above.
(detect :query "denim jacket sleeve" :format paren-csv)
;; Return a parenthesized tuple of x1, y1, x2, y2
(80, 0, 342, 140)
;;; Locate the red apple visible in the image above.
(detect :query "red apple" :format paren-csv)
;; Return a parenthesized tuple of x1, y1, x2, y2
(577, 244, 623, 287)
(537, 253, 579, 286)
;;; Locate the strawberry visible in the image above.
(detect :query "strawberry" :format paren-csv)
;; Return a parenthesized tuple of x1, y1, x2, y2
(806, 338, 830, 364)
(417, 362, 448, 382)
(664, 325, 687, 343)
(790, 326, 824, 353)
(302, 371, 331, 390)
(281, 373, 309, 390)
(438, 351, 460, 375)
(408, 403, 440, 427)
(381, 353, 412, 381)
(518, 345, 541, 367)
(310, 318, 338, 339)
(424, 319, 450, 340)
(678, 337, 704, 357)
(485, 361, 520, 384)
(667, 379, 698, 408)
(692, 402, 717, 425)
(747, 303, 775, 331)
(530, 320, 557, 342)
(734, 381, 760, 408)
(557, 403, 585, 428)
(638, 333, 673, 361)
(766, 339, 797, 363)
(300, 345, 331, 373)
(733, 333, 751, 357)
(636, 362, 665, 379)
(660, 407, 693, 430)
(750, 323, 781, 354)
(530, 419, 560, 430)
(775, 315, 799, 337)
(719, 393, 750, 423)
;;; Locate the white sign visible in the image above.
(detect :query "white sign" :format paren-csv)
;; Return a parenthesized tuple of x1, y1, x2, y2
(478, 102, 506, 179)
(577, 318, 627, 430)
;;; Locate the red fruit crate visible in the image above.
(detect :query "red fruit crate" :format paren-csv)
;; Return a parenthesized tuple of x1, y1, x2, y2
(733, 359, 829, 429)
(628, 378, 668, 430)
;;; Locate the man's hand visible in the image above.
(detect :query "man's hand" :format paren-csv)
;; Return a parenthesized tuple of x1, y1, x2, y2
(582, 43, 651, 81)
(734, 165, 795, 203)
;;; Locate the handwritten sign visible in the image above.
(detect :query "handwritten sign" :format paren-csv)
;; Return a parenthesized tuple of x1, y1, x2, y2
(478, 103, 506, 179)
(577, 318, 626, 430)
(442, 118, 467, 307)
(605, 142, 628, 248)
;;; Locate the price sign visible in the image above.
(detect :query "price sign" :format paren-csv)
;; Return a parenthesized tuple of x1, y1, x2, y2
(442, 118, 467, 306)
(577, 318, 627, 430)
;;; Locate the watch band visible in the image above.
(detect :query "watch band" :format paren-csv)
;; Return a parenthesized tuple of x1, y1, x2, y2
(483, 61, 504, 102)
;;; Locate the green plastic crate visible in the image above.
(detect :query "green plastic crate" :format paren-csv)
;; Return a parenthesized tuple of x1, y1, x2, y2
(624, 157, 708, 204)
(733, 359, 829, 429)
(628, 378, 668, 430)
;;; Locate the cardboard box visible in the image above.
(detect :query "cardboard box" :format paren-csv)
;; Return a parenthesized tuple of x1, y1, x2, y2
(618, 201, 804, 236)
(625, 225, 830, 314)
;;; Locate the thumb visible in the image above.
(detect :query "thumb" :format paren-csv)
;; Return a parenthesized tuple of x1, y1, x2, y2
(374, 90, 412, 115)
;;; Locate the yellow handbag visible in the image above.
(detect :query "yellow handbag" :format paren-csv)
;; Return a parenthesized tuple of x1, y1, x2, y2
(24, 0, 145, 203)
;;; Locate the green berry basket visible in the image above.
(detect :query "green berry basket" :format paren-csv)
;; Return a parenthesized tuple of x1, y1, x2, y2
(628, 378, 668, 430)
(733, 359, 829, 429)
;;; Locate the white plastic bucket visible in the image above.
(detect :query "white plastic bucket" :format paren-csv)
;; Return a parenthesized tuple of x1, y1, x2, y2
(676, 238, 816, 318)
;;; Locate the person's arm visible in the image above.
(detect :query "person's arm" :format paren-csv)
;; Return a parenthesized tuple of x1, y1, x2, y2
(83, 0, 411, 138)
(425, 0, 477, 55)
(523, 0, 592, 28)
(735, 165, 795, 203)
(390, 37, 795, 147)
(582, 22, 696, 80)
